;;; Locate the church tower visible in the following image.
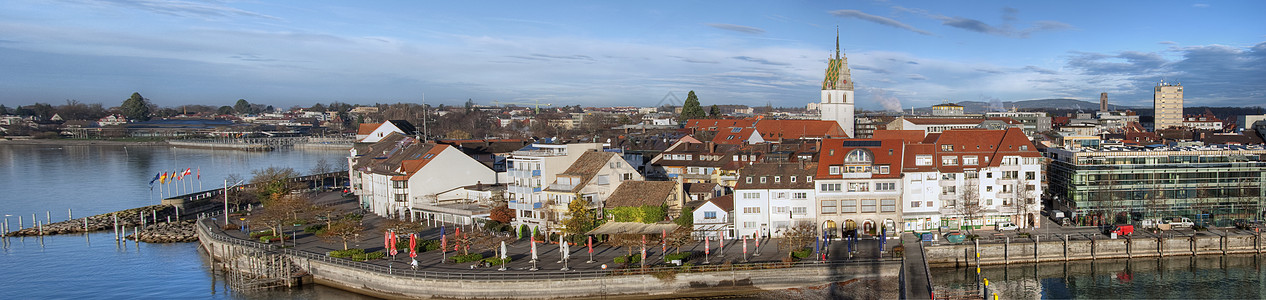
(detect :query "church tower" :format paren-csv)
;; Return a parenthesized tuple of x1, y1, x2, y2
(820, 28, 855, 138)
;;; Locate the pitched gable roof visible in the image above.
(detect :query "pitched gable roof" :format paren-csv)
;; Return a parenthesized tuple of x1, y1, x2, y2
(686, 119, 756, 130)
(706, 194, 733, 212)
(357, 123, 380, 135)
(815, 138, 904, 179)
(872, 130, 925, 143)
(548, 151, 617, 192)
(754, 119, 847, 139)
(606, 181, 677, 208)
(352, 132, 443, 177)
(712, 127, 758, 145)
(386, 120, 419, 135)
(735, 162, 817, 190)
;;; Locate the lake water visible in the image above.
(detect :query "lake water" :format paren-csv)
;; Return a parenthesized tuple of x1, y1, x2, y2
(0, 143, 368, 299)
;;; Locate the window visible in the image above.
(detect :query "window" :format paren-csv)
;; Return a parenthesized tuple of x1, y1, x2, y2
(774, 176, 781, 183)
(821, 203, 837, 214)
(1003, 171, 1018, 179)
(842, 200, 857, 213)
(875, 182, 896, 191)
(881, 199, 896, 212)
(775, 192, 787, 199)
(793, 192, 808, 199)
(423, 153, 435, 159)
(847, 165, 870, 173)
(806, 176, 813, 182)
(942, 156, 958, 166)
(845, 149, 874, 163)
(774, 206, 787, 214)
(926, 201, 933, 207)
(760, 177, 767, 183)
(878, 166, 890, 174)
(963, 156, 979, 165)
(1026, 171, 1036, 180)
(966, 171, 978, 179)
(986, 172, 993, 179)
(743, 207, 760, 214)
(986, 186, 993, 192)
(942, 173, 957, 180)
(861, 199, 877, 213)
(704, 211, 717, 220)
(393, 180, 408, 189)
(597, 175, 609, 185)
(942, 186, 956, 195)
(986, 199, 993, 206)
(847, 182, 869, 192)
(623, 173, 634, 180)
(743, 192, 760, 199)
(731, 127, 742, 133)
(726, 135, 735, 140)
(746, 177, 752, 184)
(829, 166, 841, 175)
(744, 221, 757, 228)
(733, 155, 739, 161)
(941, 144, 954, 152)
(1002, 185, 1012, 193)
(911, 201, 921, 208)
(394, 193, 408, 202)
(820, 183, 841, 192)
(792, 207, 807, 215)
(790, 176, 797, 183)
(915, 155, 933, 166)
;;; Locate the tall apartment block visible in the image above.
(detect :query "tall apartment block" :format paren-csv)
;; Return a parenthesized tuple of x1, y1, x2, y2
(1153, 81, 1184, 130)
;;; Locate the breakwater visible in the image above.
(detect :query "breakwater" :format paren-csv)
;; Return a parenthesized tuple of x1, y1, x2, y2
(195, 219, 902, 299)
(3, 204, 198, 243)
(923, 230, 1265, 268)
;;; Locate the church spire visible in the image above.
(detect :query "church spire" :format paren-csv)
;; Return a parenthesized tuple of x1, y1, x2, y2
(835, 26, 840, 59)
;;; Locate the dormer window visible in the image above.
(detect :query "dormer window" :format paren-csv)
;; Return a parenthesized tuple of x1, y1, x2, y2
(760, 177, 767, 183)
(774, 176, 781, 183)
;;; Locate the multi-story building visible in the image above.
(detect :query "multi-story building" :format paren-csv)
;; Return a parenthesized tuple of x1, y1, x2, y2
(349, 132, 496, 218)
(815, 139, 905, 236)
(985, 111, 1051, 136)
(1154, 81, 1184, 130)
(931, 103, 965, 116)
(923, 128, 1044, 230)
(733, 162, 818, 238)
(540, 151, 643, 233)
(1047, 144, 1266, 226)
(505, 143, 604, 231)
(1182, 113, 1224, 131)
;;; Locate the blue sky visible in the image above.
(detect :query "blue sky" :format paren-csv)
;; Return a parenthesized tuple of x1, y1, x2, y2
(1, 0, 1263, 110)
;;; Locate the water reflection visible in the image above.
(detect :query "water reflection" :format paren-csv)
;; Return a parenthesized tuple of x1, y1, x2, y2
(932, 254, 1266, 299)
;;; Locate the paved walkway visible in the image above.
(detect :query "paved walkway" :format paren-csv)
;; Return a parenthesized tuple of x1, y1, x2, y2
(211, 191, 899, 275)
(902, 233, 934, 300)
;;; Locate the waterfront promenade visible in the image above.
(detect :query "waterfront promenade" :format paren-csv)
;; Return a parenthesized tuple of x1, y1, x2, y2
(198, 191, 906, 298)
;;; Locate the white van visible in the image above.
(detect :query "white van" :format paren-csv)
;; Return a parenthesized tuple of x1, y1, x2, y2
(1166, 217, 1194, 228)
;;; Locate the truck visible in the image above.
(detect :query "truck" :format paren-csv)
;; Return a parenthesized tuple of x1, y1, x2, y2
(1106, 224, 1135, 237)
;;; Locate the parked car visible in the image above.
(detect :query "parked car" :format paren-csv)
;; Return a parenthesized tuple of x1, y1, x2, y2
(1106, 224, 1134, 236)
(996, 222, 1019, 231)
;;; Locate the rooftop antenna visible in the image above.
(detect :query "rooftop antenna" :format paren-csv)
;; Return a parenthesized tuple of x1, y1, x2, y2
(422, 93, 428, 140)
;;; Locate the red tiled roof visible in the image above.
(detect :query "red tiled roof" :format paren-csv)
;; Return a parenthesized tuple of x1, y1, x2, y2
(815, 138, 904, 179)
(928, 128, 1040, 172)
(735, 162, 817, 190)
(712, 127, 758, 145)
(606, 181, 677, 208)
(357, 123, 380, 135)
(686, 119, 756, 130)
(707, 194, 734, 212)
(901, 144, 938, 172)
(754, 119, 848, 140)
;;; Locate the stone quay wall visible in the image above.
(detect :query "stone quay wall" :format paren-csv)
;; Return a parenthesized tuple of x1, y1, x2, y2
(924, 232, 1264, 268)
(196, 220, 899, 299)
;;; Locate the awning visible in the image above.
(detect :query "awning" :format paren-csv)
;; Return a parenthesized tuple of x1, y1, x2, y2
(586, 222, 682, 235)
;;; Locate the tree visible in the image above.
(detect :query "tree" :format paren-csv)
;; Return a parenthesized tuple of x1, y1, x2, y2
(954, 181, 984, 233)
(383, 218, 424, 234)
(708, 105, 721, 117)
(608, 233, 643, 257)
(121, 92, 151, 121)
(678, 90, 705, 123)
(216, 106, 234, 115)
(320, 219, 365, 250)
(674, 205, 694, 228)
(251, 166, 300, 201)
(779, 223, 817, 259)
(665, 227, 693, 254)
(490, 202, 515, 225)
(446, 129, 472, 139)
(234, 99, 252, 114)
(563, 197, 595, 237)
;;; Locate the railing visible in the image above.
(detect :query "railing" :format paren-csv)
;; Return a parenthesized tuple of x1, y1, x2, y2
(197, 218, 899, 281)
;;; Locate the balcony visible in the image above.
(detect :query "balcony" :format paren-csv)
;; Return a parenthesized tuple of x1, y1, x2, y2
(508, 200, 544, 211)
(841, 172, 872, 179)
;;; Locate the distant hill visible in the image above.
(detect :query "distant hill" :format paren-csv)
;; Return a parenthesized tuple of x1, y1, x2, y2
(923, 99, 1135, 113)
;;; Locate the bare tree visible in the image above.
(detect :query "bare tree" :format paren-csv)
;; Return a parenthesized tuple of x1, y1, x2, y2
(954, 181, 984, 234)
(319, 219, 364, 250)
(608, 233, 643, 258)
(1011, 181, 1037, 229)
(778, 223, 818, 259)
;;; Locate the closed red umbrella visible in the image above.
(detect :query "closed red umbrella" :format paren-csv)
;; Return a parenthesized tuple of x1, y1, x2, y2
(389, 233, 398, 256)
(409, 233, 418, 258)
(384, 231, 390, 251)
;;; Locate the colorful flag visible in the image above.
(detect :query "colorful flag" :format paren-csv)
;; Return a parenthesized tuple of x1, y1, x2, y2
(183, 168, 192, 177)
(160, 172, 167, 184)
(196, 168, 200, 180)
(149, 173, 160, 186)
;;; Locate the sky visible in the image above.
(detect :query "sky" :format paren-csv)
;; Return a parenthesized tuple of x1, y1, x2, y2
(1, 0, 1263, 111)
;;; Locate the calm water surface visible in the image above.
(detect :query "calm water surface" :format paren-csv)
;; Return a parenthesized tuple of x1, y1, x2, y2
(0, 143, 368, 299)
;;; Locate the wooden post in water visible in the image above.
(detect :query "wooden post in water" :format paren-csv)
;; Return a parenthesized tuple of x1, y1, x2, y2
(46, 211, 50, 223)
(68, 209, 72, 221)
(37, 220, 42, 236)
(114, 213, 119, 241)
(83, 218, 88, 232)
(167, 216, 171, 224)
(18, 216, 22, 230)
